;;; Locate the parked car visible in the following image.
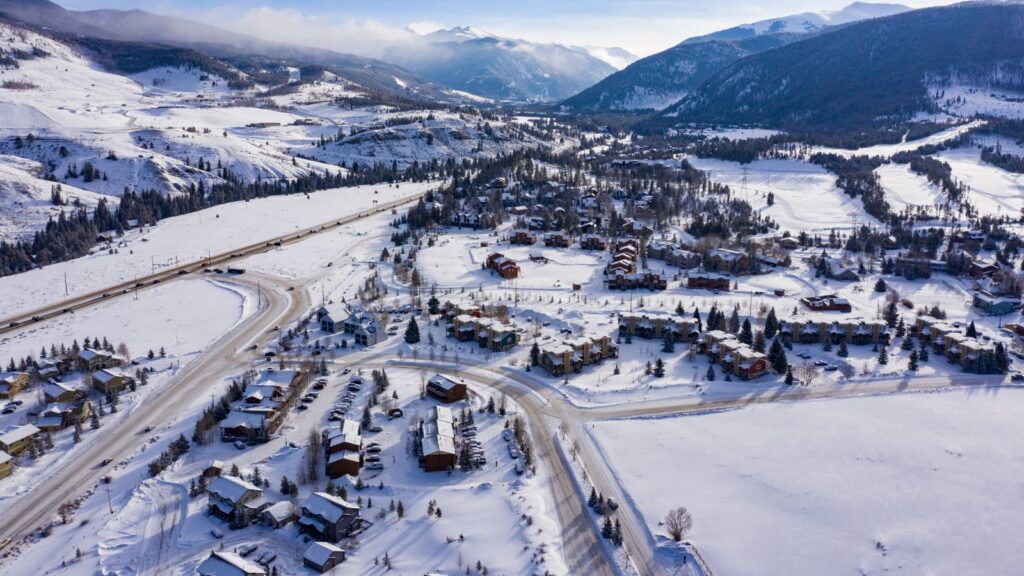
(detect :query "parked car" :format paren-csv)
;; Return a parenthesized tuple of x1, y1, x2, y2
(824, 365, 839, 372)
(234, 441, 246, 450)
(813, 360, 828, 367)
(365, 462, 384, 470)
(367, 425, 384, 433)
(365, 454, 382, 463)
(1012, 372, 1024, 382)
(210, 528, 224, 539)
(502, 429, 514, 442)
(365, 445, 382, 454)
(463, 429, 477, 438)
(514, 462, 525, 475)
(508, 445, 520, 459)
(606, 497, 619, 511)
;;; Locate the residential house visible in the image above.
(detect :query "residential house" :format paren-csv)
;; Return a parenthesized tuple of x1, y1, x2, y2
(426, 374, 468, 403)
(43, 380, 79, 403)
(196, 551, 267, 576)
(973, 291, 1022, 316)
(220, 370, 303, 443)
(543, 232, 571, 248)
(298, 492, 362, 542)
(778, 319, 890, 346)
(420, 406, 457, 472)
(647, 241, 701, 269)
(317, 302, 349, 333)
(36, 401, 90, 432)
(78, 348, 122, 371)
(0, 424, 39, 456)
(262, 501, 298, 528)
(706, 248, 752, 275)
(539, 334, 618, 376)
(0, 451, 11, 480)
(447, 315, 519, 351)
(485, 252, 521, 279)
(700, 331, 767, 380)
(205, 475, 268, 528)
(0, 372, 28, 399)
(800, 295, 852, 313)
(579, 234, 608, 251)
(509, 229, 537, 245)
(618, 313, 700, 343)
(342, 309, 383, 346)
(687, 273, 730, 291)
(92, 369, 132, 395)
(304, 541, 346, 573)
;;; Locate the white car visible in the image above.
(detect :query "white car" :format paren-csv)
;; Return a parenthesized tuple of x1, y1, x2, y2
(365, 445, 382, 454)
(508, 445, 520, 459)
(365, 462, 384, 470)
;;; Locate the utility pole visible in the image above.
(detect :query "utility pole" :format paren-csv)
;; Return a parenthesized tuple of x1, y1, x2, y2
(64, 272, 69, 297)
(104, 485, 114, 514)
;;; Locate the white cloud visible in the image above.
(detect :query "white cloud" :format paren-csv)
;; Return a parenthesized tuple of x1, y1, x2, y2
(212, 7, 421, 59)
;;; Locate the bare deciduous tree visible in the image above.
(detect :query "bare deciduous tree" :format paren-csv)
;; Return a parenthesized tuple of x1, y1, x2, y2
(665, 506, 693, 542)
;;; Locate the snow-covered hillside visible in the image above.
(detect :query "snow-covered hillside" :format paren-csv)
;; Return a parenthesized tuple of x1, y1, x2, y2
(0, 22, 544, 240)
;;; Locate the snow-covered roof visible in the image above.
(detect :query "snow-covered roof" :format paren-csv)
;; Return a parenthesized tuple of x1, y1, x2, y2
(206, 475, 260, 504)
(328, 450, 361, 465)
(428, 374, 465, 392)
(221, 411, 267, 430)
(93, 369, 121, 384)
(302, 492, 359, 523)
(0, 424, 39, 446)
(0, 372, 25, 384)
(263, 500, 296, 522)
(197, 550, 266, 576)
(43, 381, 76, 398)
(422, 434, 456, 456)
(304, 541, 344, 566)
(0, 451, 10, 465)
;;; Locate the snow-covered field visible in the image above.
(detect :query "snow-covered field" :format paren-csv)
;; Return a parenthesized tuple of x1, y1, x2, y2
(876, 163, 946, 211)
(687, 157, 880, 232)
(0, 277, 252, 362)
(809, 120, 984, 157)
(935, 145, 1024, 218)
(593, 388, 1024, 575)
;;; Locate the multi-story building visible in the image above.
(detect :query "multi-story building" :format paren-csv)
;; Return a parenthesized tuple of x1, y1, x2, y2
(618, 312, 701, 343)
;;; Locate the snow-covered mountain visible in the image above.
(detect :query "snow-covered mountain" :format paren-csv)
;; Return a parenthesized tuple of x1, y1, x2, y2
(0, 0, 460, 103)
(682, 2, 908, 44)
(561, 2, 909, 112)
(384, 26, 627, 102)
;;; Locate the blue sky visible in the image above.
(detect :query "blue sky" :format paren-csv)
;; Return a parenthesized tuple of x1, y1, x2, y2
(57, 0, 959, 55)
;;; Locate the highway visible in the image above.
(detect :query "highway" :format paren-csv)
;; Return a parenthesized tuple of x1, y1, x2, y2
(0, 188, 429, 337)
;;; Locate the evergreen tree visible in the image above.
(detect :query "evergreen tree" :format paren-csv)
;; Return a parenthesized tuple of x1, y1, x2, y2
(662, 331, 675, 353)
(874, 278, 887, 292)
(753, 330, 766, 353)
(739, 319, 753, 345)
(785, 368, 794, 385)
(908, 349, 919, 371)
(965, 321, 978, 338)
(653, 358, 665, 378)
(404, 317, 421, 344)
(837, 341, 849, 357)
(878, 345, 889, 365)
(530, 342, 540, 366)
(768, 337, 788, 373)
(764, 308, 778, 339)
(706, 364, 716, 381)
